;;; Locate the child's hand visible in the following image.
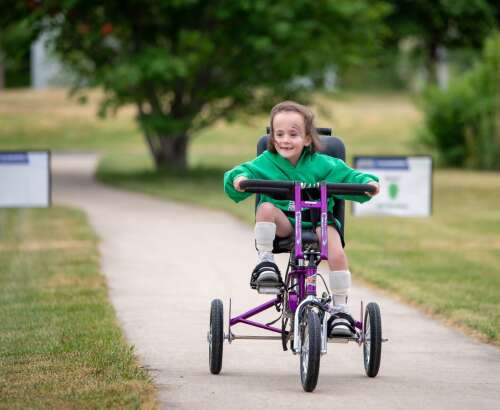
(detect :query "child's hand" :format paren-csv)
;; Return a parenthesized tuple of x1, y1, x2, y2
(234, 176, 248, 192)
(365, 181, 380, 197)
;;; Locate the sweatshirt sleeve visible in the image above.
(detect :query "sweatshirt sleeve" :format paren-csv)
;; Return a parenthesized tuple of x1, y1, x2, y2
(223, 161, 258, 203)
(324, 157, 379, 203)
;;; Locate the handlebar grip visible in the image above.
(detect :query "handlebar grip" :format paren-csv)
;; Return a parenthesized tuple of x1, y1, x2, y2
(240, 179, 295, 190)
(239, 179, 294, 200)
(243, 187, 291, 196)
(326, 183, 376, 195)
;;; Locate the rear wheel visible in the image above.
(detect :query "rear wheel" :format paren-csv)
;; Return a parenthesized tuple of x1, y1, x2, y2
(299, 309, 321, 392)
(208, 299, 224, 374)
(363, 302, 382, 377)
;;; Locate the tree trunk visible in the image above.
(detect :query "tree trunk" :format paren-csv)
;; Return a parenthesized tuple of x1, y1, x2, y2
(144, 133, 189, 171)
(425, 37, 440, 86)
(138, 102, 190, 171)
(0, 48, 5, 90)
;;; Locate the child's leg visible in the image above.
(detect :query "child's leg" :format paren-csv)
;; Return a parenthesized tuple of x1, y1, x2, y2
(256, 202, 294, 237)
(316, 225, 354, 336)
(316, 225, 348, 271)
(324, 226, 350, 307)
(252, 203, 293, 286)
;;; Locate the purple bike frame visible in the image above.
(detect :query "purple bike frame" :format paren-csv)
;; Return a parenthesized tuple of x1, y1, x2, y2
(230, 297, 282, 334)
(294, 182, 329, 261)
(229, 182, 363, 335)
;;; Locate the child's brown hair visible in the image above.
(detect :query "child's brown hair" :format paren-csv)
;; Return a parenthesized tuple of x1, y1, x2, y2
(267, 101, 322, 153)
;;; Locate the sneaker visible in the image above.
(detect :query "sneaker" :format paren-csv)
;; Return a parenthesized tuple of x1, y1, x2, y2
(328, 308, 356, 337)
(250, 261, 282, 289)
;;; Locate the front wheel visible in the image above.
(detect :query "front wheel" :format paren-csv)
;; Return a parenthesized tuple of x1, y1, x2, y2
(299, 309, 321, 392)
(208, 299, 224, 374)
(363, 302, 382, 377)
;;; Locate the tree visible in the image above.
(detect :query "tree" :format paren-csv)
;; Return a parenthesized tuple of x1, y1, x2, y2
(387, 0, 500, 85)
(18, 0, 388, 170)
(0, 2, 40, 89)
(420, 32, 500, 170)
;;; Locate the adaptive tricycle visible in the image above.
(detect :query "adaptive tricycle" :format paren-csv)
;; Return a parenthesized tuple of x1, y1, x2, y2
(208, 131, 387, 392)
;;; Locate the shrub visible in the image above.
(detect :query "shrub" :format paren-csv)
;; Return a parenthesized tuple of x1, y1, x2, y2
(420, 33, 500, 170)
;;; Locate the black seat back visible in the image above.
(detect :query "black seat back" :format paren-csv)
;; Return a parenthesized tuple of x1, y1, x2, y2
(256, 129, 346, 238)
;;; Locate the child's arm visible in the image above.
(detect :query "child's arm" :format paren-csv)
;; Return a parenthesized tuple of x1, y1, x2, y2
(323, 157, 379, 203)
(223, 164, 256, 203)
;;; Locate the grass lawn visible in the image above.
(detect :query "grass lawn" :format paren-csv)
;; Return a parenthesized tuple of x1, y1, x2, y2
(1, 88, 499, 345)
(0, 206, 157, 408)
(0, 88, 143, 154)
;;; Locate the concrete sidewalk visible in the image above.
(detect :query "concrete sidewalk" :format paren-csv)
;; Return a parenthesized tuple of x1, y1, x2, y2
(53, 153, 500, 409)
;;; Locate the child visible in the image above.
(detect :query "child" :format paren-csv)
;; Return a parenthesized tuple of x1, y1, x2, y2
(224, 101, 379, 336)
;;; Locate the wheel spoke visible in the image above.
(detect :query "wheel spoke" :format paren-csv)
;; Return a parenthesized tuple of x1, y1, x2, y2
(364, 314, 371, 365)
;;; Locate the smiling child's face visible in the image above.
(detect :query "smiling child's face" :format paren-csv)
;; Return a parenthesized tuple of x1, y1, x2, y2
(272, 111, 311, 165)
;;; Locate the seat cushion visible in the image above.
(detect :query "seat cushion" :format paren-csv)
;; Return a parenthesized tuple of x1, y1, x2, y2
(272, 231, 318, 254)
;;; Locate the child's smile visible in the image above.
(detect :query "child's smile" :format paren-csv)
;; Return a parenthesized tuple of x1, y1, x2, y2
(272, 111, 311, 166)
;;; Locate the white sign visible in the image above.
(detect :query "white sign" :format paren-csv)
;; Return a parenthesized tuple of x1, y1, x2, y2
(352, 156, 432, 217)
(0, 151, 51, 208)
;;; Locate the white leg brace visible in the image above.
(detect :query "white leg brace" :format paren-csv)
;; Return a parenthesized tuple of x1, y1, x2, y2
(329, 270, 351, 307)
(255, 222, 276, 253)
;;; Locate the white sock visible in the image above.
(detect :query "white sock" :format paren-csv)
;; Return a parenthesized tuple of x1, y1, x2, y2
(329, 270, 351, 311)
(255, 222, 276, 263)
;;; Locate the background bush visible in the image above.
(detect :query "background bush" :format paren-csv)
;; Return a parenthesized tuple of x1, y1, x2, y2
(420, 32, 500, 170)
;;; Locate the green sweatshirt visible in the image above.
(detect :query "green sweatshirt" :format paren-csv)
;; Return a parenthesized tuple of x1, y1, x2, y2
(224, 148, 379, 227)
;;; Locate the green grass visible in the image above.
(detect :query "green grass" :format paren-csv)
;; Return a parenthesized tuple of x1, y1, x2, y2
(0, 88, 144, 154)
(1, 89, 499, 344)
(0, 207, 157, 409)
(347, 170, 500, 342)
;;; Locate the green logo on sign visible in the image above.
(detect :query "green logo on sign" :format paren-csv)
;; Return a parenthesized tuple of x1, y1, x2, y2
(388, 183, 399, 200)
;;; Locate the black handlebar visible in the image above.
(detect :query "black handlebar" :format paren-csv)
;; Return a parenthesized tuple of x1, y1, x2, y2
(239, 179, 376, 199)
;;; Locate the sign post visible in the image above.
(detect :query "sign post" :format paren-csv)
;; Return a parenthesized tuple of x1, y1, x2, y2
(352, 156, 432, 217)
(0, 151, 51, 208)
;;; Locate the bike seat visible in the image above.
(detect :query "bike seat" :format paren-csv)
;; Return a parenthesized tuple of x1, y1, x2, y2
(272, 230, 318, 253)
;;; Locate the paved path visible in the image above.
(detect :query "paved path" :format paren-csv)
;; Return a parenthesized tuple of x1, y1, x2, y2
(52, 153, 500, 410)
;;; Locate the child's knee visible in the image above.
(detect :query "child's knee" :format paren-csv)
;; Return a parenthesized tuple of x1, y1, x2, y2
(256, 202, 276, 219)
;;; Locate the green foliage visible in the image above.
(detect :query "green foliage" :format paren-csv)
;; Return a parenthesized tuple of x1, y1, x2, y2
(420, 32, 500, 169)
(10, 0, 389, 168)
(0, 2, 40, 88)
(386, 0, 500, 85)
(388, 0, 498, 49)
(40, 0, 388, 114)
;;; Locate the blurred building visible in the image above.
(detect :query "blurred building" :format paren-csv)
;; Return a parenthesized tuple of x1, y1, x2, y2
(30, 31, 73, 89)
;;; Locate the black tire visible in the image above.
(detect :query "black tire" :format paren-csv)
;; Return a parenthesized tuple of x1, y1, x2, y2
(209, 299, 224, 374)
(299, 309, 321, 392)
(363, 302, 382, 377)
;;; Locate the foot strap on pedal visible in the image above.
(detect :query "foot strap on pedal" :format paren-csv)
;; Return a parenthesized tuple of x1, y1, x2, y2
(250, 262, 282, 289)
(327, 312, 357, 336)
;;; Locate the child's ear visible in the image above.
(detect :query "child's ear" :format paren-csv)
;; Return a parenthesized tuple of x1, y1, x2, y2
(304, 134, 312, 146)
